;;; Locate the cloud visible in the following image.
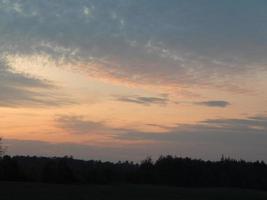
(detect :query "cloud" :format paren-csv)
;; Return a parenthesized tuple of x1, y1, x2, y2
(117, 116, 267, 141)
(145, 124, 173, 130)
(4, 113, 267, 162)
(114, 95, 168, 106)
(5, 114, 267, 161)
(113, 115, 267, 160)
(0, 0, 266, 93)
(175, 100, 231, 108)
(55, 115, 110, 134)
(52, 112, 267, 162)
(0, 59, 73, 107)
(194, 100, 230, 108)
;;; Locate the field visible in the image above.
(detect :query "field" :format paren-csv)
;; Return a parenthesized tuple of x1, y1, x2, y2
(0, 182, 267, 200)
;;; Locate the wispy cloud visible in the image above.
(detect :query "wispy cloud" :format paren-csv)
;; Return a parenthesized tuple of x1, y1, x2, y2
(0, 0, 266, 94)
(114, 95, 168, 106)
(0, 59, 73, 107)
(145, 123, 174, 130)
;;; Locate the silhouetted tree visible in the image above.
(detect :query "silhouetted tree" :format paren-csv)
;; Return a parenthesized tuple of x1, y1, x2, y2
(139, 157, 155, 183)
(0, 155, 21, 181)
(0, 138, 6, 158)
(42, 157, 75, 184)
(0, 155, 266, 190)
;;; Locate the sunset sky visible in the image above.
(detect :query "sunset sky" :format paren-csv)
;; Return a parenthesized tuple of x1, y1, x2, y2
(1, 0, 267, 161)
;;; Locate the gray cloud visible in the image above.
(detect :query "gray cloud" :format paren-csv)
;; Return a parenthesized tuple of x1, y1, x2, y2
(118, 116, 267, 141)
(194, 100, 231, 108)
(114, 115, 267, 160)
(55, 115, 110, 134)
(55, 113, 267, 161)
(0, 59, 73, 107)
(175, 100, 231, 108)
(0, 1, 266, 92)
(114, 95, 168, 106)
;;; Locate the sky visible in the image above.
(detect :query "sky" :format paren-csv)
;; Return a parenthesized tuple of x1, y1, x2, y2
(0, 0, 267, 162)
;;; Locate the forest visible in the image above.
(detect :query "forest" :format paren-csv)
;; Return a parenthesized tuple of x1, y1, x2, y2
(0, 155, 266, 190)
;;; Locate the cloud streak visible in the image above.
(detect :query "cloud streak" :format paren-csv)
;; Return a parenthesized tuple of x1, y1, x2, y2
(114, 95, 168, 106)
(194, 100, 230, 108)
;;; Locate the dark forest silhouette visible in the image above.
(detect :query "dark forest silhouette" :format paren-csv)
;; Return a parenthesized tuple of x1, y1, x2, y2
(0, 155, 267, 190)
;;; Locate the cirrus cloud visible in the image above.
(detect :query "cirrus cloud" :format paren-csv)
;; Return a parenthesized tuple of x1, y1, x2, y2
(0, 0, 266, 94)
(114, 95, 169, 106)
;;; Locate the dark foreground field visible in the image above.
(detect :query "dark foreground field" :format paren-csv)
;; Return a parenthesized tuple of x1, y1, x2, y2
(1, 182, 267, 200)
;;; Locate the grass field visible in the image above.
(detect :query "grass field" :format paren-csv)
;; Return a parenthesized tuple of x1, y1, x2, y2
(0, 182, 267, 200)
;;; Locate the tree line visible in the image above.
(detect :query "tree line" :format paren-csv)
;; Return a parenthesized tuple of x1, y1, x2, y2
(0, 155, 267, 190)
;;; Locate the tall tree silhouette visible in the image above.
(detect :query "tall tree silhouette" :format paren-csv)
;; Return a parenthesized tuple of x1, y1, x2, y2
(0, 138, 5, 158)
